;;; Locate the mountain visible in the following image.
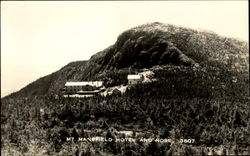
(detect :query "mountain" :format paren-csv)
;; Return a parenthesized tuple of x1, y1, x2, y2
(4, 22, 248, 98)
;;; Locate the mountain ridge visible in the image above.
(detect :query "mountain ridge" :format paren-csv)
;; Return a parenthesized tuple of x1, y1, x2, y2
(3, 22, 249, 99)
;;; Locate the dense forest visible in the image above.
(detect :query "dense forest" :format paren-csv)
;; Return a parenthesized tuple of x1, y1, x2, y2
(1, 22, 249, 155)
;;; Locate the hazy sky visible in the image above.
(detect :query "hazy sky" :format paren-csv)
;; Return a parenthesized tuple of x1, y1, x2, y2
(1, 1, 248, 97)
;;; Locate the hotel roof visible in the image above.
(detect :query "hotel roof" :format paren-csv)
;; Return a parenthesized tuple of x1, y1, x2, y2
(127, 75, 141, 79)
(65, 81, 103, 87)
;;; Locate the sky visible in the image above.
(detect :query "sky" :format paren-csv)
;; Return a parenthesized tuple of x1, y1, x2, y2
(1, 1, 248, 97)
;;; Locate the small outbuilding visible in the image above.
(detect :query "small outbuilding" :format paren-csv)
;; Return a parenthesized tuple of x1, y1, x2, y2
(127, 74, 143, 85)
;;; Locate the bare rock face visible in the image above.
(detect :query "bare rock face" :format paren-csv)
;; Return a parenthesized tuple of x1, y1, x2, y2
(109, 36, 199, 69)
(159, 46, 196, 66)
(101, 22, 247, 71)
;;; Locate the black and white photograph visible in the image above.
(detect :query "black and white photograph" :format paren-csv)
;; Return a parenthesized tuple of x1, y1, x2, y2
(1, 1, 249, 155)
